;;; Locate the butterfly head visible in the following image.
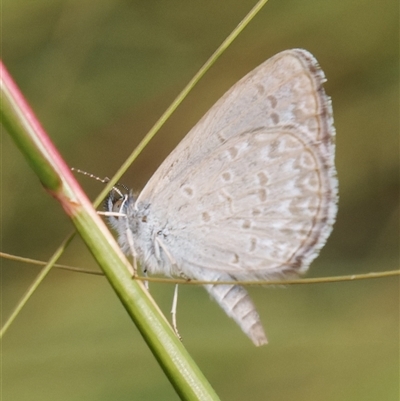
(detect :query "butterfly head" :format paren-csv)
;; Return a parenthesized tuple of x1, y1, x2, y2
(104, 184, 137, 228)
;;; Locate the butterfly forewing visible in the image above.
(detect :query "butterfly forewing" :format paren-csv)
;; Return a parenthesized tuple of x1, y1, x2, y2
(137, 49, 334, 203)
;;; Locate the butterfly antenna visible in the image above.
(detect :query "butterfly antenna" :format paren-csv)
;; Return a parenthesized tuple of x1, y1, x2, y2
(71, 168, 111, 184)
(71, 167, 129, 197)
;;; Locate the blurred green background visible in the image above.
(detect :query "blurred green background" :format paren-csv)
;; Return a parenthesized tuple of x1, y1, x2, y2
(1, 1, 398, 400)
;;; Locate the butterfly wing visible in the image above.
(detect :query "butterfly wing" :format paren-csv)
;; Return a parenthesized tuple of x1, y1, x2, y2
(137, 48, 335, 206)
(132, 49, 337, 345)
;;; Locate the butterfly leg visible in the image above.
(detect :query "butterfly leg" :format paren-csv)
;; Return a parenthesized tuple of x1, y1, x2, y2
(155, 236, 190, 280)
(154, 237, 186, 339)
(123, 220, 139, 277)
(171, 284, 182, 341)
(97, 209, 138, 276)
(142, 270, 149, 290)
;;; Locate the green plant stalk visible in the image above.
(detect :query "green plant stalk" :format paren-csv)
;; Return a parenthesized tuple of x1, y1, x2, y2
(0, 62, 220, 401)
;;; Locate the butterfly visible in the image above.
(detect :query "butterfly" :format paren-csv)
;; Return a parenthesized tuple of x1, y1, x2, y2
(106, 49, 338, 346)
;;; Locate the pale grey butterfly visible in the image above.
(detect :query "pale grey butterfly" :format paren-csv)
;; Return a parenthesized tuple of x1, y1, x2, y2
(106, 49, 338, 346)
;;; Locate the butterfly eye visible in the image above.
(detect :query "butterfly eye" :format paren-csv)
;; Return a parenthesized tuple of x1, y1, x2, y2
(104, 187, 128, 217)
(112, 197, 125, 213)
